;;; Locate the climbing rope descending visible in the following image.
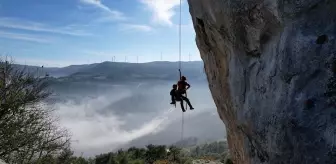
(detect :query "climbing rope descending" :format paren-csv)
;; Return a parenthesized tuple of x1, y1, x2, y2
(178, 0, 186, 141)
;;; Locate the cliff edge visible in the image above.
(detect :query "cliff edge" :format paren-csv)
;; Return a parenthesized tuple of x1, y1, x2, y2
(187, 0, 336, 163)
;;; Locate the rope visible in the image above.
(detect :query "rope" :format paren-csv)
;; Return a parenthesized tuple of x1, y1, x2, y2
(178, 0, 181, 70)
(178, 0, 185, 141)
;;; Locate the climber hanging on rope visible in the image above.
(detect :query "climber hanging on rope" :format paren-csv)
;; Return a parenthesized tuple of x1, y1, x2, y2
(177, 76, 189, 94)
(170, 84, 179, 105)
(170, 76, 194, 112)
(177, 76, 194, 111)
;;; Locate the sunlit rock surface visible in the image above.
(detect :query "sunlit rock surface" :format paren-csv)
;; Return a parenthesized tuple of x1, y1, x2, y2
(187, 0, 336, 163)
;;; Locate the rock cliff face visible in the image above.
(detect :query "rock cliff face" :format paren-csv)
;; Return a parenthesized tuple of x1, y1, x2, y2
(187, 0, 336, 163)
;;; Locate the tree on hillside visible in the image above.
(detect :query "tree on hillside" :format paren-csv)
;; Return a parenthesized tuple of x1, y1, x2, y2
(0, 59, 71, 163)
(57, 146, 74, 164)
(68, 156, 90, 164)
(145, 144, 168, 164)
(190, 141, 229, 158)
(95, 153, 111, 164)
(145, 145, 156, 164)
(128, 147, 146, 159)
(167, 145, 181, 162)
(107, 153, 118, 164)
(119, 154, 128, 164)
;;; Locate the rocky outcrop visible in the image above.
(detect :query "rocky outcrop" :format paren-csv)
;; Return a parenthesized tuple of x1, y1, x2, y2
(187, 0, 336, 163)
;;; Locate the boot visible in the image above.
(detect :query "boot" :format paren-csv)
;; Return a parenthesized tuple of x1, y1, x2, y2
(180, 102, 186, 112)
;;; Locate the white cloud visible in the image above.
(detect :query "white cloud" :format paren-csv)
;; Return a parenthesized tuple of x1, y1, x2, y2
(0, 31, 52, 43)
(119, 23, 153, 32)
(0, 17, 91, 36)
(53, 93, 174, 155)
(79, 0, 127, 21)
(139, 0, 182, 26)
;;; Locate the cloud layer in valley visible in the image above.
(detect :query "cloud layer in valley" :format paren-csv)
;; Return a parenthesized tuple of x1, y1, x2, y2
(50, 81, 224, 156)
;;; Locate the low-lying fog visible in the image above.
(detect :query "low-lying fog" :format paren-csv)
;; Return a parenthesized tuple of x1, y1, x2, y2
(49, 80, 226, 156)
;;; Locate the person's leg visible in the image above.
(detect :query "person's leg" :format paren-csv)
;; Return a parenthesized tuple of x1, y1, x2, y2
(170, 95, 176, 104)
(181, 96, 194, 110)
(175, 91, 185, 112)
(180, 101, 186, 112)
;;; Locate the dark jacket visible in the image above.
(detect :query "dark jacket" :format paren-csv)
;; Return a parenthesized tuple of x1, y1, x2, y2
(177, 80, 190, 91)
(170, 88, 176, 96)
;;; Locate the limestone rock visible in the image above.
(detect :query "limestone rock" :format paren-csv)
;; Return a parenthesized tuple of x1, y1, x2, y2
(187, 0, 336, 163)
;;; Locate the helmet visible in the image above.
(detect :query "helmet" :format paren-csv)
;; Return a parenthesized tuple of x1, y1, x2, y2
(181, 76, 186, 80)
(172, 84, 177, 88)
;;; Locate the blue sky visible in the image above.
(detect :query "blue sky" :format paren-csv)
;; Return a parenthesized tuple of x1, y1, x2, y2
(0, 0, 200, 67)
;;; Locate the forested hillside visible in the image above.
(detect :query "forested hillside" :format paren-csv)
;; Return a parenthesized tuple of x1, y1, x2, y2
(33, 141, 232, 164)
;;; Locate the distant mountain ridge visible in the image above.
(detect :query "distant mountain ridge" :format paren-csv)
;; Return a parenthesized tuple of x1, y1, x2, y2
(14, 61, 206, 82)
(13, 63, 100, 78)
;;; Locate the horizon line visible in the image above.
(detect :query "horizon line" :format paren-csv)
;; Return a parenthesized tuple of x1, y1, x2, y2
(13, 60, 204, 68)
